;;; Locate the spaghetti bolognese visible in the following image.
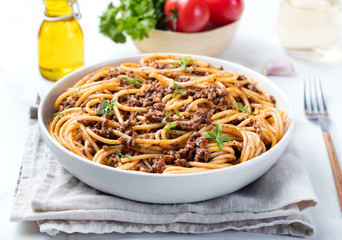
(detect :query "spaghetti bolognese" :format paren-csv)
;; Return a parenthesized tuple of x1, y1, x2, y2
(49, 55, 288, 174)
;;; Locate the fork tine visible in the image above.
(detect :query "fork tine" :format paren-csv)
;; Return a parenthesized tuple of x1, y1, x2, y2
(314, 77, 321, 113)
(304, 77, 309, 113)
(317, 78, 328, 113)
(308, 77, 315, 113)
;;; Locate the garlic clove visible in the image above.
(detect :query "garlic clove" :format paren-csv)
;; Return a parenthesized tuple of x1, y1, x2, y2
(262, 58, 296, 76)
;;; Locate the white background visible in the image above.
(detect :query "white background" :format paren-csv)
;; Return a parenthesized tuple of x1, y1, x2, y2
(0, 0, 342, 239)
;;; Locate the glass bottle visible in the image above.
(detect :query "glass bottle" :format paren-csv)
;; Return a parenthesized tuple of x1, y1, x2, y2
(38, 0, 84, 81)
(278, 0, 341, 60)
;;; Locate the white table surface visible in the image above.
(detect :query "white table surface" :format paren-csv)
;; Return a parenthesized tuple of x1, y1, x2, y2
(1, 0, 342, 239)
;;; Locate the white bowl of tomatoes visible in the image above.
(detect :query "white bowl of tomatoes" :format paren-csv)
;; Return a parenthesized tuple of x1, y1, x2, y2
(100, 0, 244, 57)
(133, 20, 240, 57)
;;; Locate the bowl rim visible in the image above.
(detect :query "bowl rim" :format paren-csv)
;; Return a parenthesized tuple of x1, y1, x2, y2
(38, 53, 295, 179)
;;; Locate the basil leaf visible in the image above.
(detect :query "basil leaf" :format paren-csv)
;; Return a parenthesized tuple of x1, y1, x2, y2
(97, 108, 105, 115)
(215, 124, 222, 137)
(241, 104, 249, 113)
(167, 122, 177, 128)
(162, 112, 169, 123)
(237, 102, 249, 113)
(124, 154, 133, 160)
(202, 131, 216, 139)
(222, 135, 231, 142)
(216, 138, 224, 151)
(115, 149, 122, 157)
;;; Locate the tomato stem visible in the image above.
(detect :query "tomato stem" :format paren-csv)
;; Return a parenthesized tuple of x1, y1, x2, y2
(166, 3, 178, 31)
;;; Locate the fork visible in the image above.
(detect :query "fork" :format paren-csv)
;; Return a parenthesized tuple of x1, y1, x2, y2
(304, 77, 342, 213)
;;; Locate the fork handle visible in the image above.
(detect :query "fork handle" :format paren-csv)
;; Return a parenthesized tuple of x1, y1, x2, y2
(323, 131, 342, 212)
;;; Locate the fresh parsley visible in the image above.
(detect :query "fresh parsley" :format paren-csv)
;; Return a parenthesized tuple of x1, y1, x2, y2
(115, 149, 133, 160)
(99, 0, 168, 44)
(108, 157, 114, 164)
(202, 124, 231, 151)
(162, 112, 169, 123)
(166, 122, 177, 130)
(53, 112, 64, 118)
(237, 102, 249, 113)
(162, 112, 181, 136)
(97, 98, 117, 115)
(176, 112, 180, 117)
(122, 77, 143, 87)
(172, 83, 186, 97)
(172, 56, 194, 70)
(74, 87, 81, 96)
(164, 121, 177, 138)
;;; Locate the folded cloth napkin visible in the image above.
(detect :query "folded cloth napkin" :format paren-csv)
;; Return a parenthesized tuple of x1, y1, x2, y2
(10, 118, 318, 237)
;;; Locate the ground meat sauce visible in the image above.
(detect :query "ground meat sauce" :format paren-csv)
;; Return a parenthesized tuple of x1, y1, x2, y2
(49, 52, 288, 176)
(86, 77, 234, 173)
(69, 65, 269, 174)
(148, 132, 210, 173)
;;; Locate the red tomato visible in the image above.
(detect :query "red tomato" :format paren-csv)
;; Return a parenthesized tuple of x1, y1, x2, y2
(206, 0, 244, 26)
(164, 0, 210, 33)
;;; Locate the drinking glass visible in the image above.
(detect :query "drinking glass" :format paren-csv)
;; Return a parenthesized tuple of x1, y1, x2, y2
(278, 0, 341, 60)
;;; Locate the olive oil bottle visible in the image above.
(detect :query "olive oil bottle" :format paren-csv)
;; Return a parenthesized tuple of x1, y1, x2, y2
(38, 0, 84, 81)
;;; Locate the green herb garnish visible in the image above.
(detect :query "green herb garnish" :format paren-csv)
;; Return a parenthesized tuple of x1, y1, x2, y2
(202, 124, 231, 151)
(108, 157, 114, 164)
(172, 56, 194, 70)
(164, 122, 177, 138)
(237, 102, 249, 113)
(99, 0, 167, 44)
(53, 112, 64, 118)
(166, 122, 177, 137)
(172, 83, 186, 97)
(97, 98, 117, 115)
(115, 149, 133, 160)
(166, 122, 177, 129)
(162, 112, 177, 138)
(162, 112, 169, 123)
(74, 87, 81, 96)
(176, 112, 180, 117)
(122, 77, 143, 87)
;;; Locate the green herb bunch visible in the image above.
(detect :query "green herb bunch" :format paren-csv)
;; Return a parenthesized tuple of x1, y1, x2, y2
(161, 112, 178, 138)
(108, 149, 134, 164)
(115, 149, 133, 160)
(172, 83, 186, 97)
(99, 0, 167, 43)
(202, 124, 231, 151)
(122, 77, 143, 87)
(237, 102, 249, 113)
(97, 98, 117, 115)
(172, 56, 194, 70)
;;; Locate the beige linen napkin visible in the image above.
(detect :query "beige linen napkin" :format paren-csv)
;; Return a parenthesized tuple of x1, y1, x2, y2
(10, 119, 318, 237)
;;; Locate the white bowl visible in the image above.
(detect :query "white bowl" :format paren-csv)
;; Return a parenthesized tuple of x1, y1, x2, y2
(133, 21, 239, 57)
(38, 53, 294, 204)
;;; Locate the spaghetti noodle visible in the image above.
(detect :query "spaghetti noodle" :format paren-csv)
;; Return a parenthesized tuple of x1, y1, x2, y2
(50, 55, 288, 174)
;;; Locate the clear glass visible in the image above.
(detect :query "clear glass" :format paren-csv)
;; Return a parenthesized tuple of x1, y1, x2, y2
(278, 0, 341, 60)
(38, 0, 84, 81)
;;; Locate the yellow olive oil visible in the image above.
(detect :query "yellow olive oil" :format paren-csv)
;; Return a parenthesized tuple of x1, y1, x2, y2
(38, 0, 84, 81)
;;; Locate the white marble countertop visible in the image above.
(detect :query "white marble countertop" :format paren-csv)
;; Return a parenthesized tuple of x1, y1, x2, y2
(1, 0, 342, 239)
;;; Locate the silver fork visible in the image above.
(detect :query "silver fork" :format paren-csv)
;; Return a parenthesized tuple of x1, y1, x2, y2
(304, 77, 342, 213)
